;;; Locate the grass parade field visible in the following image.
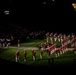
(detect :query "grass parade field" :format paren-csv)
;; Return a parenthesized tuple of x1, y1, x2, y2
(0, 38, 76, 66)
(0, 37, 76, 74)
(0, 48, 76, 66)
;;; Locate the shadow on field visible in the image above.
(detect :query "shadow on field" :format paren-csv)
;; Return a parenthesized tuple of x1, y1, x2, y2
(0, 58, 76, 75)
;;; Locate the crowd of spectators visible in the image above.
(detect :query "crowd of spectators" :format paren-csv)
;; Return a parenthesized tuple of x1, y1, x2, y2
(0, 24, 46, 47)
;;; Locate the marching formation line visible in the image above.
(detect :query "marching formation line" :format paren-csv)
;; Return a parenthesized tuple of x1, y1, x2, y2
(1, 46, 74, 51)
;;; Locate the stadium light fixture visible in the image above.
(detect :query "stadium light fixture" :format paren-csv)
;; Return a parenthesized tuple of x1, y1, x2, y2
(43, 2, 46, 5)
(72, 3, 76, 11)
(4, 10, 9, 15)
(52, 0, 54, 1)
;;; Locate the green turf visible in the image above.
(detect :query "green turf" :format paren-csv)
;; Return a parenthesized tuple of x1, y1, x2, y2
(54, 51, 76, 66)
(14, 38, 74, 48)
(15, 39, 47, 47)
(14, 38, 64, 48)
(0, 48, 76, 66)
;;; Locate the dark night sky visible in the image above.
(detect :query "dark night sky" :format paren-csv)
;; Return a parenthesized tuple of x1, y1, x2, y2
(0, 0, 76, 33)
